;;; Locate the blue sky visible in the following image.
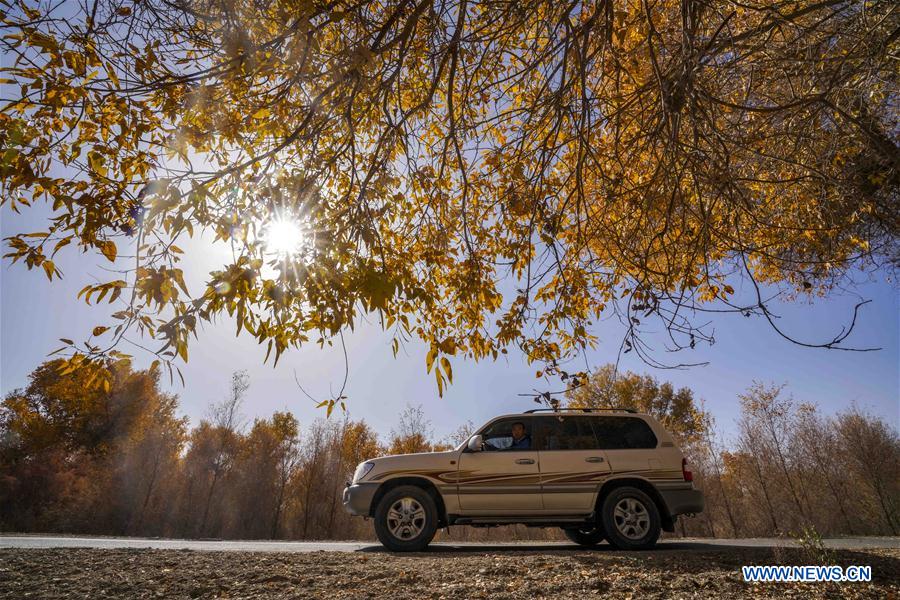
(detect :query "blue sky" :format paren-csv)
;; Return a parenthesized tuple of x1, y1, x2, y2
(2, 201, 898, 443)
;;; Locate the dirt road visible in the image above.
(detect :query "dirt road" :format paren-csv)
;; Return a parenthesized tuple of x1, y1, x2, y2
(1, 535, 898, 552)
(1, 540, 898, 598)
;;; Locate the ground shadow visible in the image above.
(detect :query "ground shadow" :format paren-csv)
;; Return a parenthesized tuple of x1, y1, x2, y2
(355, 540, 782, 554)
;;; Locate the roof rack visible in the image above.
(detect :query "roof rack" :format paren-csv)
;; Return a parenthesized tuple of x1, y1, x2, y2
(523, 407, 637, 414)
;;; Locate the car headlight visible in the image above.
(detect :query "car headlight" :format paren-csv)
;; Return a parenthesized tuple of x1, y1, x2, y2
(352, 461, 374, 483)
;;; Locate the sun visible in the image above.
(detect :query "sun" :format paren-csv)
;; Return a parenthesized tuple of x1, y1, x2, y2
(264, 218, 304, 257)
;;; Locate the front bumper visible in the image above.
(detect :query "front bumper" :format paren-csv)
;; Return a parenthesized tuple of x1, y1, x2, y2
(342, 482, 379, 516)
(659, 486, 704, 516)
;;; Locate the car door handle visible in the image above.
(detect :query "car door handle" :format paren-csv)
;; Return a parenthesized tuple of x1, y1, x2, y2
(515, 458, 535, 465)
(585, 456, 605, 463)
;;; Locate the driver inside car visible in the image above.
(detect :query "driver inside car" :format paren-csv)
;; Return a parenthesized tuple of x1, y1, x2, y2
(508, 421, 531, 450)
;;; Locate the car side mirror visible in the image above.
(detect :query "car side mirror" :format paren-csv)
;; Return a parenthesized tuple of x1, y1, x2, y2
(467, 434, 483, 452)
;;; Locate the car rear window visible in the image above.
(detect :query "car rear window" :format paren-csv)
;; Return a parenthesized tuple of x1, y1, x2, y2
(589, 416, 658, 449)
(534, 415, 658, 450)
(534, 416, 598, 450)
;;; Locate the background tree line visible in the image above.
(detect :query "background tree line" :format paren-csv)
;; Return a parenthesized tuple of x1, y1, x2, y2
(1, 360, 897, 540)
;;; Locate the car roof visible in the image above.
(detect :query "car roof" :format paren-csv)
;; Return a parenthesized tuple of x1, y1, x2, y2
(521, 408, 640, 415)
(493, 409, 649, 418)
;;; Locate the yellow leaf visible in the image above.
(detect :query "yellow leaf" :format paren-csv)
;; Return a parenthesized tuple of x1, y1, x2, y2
(42, 260, 55, 280)
(105, 62, 120, 88)
(99, 240, 117, 262)
(92, 326, 109, 337)
(435, 368, 444, 397)
(252, 107, 271, 119)
(440, 356, 453, 384)
(88, 151, 108, 177)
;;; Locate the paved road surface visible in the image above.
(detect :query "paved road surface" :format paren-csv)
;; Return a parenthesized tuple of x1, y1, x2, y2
(1, 535, 897, 553)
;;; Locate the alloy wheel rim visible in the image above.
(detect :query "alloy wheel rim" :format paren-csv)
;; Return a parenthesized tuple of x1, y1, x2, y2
(387, 497, 426, 540)
(613, 497, 650, 540)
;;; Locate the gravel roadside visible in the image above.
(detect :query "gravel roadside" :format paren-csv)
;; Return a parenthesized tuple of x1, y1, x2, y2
(1, 546, 897, 599)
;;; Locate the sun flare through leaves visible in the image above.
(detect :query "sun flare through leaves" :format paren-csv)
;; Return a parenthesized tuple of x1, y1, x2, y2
(264, 217, 305, 258)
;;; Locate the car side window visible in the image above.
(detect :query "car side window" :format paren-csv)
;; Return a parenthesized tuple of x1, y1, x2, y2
(589, 416, 658, 449)
(479, 418, 533, 451)
(535, 416, 599, 450)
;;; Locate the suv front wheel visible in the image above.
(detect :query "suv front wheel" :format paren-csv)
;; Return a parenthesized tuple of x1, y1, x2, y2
(600, 486, 661, 550)
(373, 485, 439, 552)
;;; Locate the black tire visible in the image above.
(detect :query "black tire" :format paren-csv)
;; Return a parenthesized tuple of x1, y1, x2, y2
(600, 486, 661, 550)
(562, 525, 605, 547)
(373, 485, 439, 552)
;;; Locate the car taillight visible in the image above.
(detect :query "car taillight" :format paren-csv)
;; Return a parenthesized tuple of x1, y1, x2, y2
(682, 458, 693, 482)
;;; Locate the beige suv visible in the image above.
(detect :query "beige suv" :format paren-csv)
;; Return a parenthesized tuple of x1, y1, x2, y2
(343, 408, 703, 551)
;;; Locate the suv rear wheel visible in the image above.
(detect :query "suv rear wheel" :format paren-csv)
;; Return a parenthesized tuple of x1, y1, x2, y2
(373, 485, 438, 552)
(600, 486, 661, 550)
(562, 525, 605, 547)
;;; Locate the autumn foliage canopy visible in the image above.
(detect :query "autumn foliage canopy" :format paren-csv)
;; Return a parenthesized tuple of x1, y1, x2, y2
(2, 0, 897, 394)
